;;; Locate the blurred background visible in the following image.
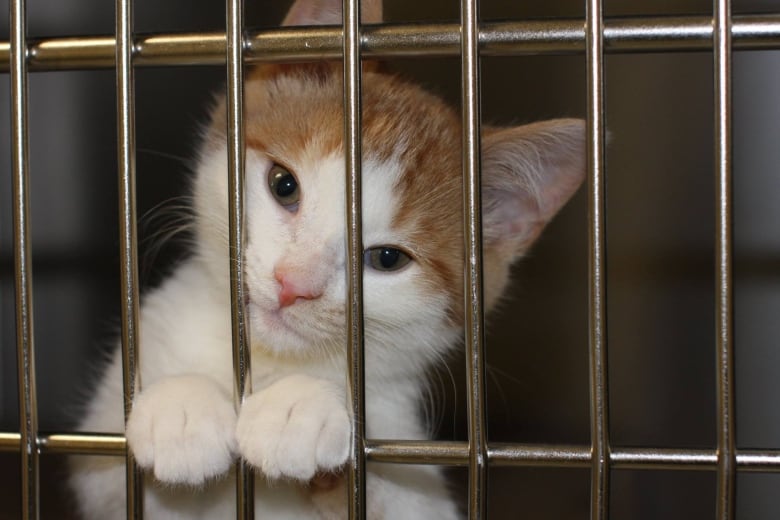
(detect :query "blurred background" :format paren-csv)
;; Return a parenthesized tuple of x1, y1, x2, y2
(0, 0, 779, 518)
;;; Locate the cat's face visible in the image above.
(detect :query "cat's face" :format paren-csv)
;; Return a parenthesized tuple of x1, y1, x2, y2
(193, 63, 585, 371)
(195, 67, 469, 369)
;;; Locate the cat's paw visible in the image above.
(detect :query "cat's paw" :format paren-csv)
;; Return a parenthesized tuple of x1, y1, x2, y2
(125, 374, 237, 486)
(236, 374, 350, 481)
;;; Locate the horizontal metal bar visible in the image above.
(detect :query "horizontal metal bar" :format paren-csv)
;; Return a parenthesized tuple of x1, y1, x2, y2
(3, 433, 780, 473)
(0, 15, 777, 72)
(366, 440, 780, 472)
(0, 432, 126, 455)
(366, 440, 471, 466)
(38, 434, 127, 455)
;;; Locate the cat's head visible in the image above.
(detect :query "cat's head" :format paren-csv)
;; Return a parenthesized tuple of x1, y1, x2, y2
(193, 0, 585, 374)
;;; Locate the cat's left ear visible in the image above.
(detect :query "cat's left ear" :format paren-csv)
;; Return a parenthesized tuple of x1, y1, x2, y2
(282, 0, 383, 26)
(481, 118, 586, 260)
(253, 0, 383, 80)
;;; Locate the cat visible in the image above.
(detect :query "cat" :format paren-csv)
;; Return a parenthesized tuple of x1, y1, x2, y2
(69, 0, 585, 517)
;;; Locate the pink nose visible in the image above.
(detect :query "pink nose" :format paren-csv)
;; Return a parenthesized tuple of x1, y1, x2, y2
(274, 268, 323, 308)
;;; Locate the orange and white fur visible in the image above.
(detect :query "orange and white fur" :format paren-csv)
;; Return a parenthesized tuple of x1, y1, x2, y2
(70, 0, 585, 517)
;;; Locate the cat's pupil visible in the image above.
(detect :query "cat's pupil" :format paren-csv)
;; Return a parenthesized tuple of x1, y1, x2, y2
(378, 248, 400, 269)
(365, 246, 412, 272)
(275, 174, 297, 198)
(268, 163, 300, 209)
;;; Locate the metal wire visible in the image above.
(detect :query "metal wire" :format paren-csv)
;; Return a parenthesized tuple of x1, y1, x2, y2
(2, 6, 780, 520)
(9, 0, 39, 517)
(0, 15, 779, 71)
(225, 0, 254, 517)
(342, 0, 367, 517)
(115, 0, 144, 517)
(585, 0, 610, 518)
(4, 432, 780, 474)
(459, 0, 489, 518)
(714, 0, 736, 518)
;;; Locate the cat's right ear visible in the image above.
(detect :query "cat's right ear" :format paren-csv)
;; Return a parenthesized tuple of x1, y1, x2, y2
(480, 118, 585, 258)
(479, 118, 585, 308)
(282, 0, 383, 26)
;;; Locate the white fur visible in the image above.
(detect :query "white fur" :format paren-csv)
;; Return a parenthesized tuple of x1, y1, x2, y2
(236, 374, 350, 480)
(70, 142, 461, 519)
(125, 374, 237, 485)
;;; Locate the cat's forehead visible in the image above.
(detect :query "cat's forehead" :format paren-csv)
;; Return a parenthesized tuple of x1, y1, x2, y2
(241, 66, 461, 176)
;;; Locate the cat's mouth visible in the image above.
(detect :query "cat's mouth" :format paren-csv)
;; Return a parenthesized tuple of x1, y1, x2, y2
(245, 293, 307, 343)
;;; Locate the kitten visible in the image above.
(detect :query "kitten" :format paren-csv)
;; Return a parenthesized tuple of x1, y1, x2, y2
(70, 0, 585, 517)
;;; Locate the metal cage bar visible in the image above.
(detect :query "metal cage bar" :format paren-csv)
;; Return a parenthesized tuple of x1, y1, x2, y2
(224, 0, 254, 517)
(342, 0, 367, 518)
(9, 0, 40, 517)
(5, 431, 780, 472)
(3, 5, 780, 520)
(585, 0, 610, 518)
(115, 0, 144, 517)
(713, 0, 736, 518)
(460, 0, 489, 518)
(1, 15, 779, 72)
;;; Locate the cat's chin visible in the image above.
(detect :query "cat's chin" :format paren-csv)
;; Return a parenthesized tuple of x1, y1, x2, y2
(247, 301, 339, 359)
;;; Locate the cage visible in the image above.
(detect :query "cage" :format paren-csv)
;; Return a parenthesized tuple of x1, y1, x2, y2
(1, 0, 780, 518)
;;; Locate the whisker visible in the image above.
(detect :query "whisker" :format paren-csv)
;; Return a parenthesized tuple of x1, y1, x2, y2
(138, 147, 194, 169)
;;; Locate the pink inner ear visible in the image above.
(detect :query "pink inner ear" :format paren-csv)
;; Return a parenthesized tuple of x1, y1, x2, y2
(283, 2, 340, 26)
(480, 119, 586, 255)
(282, 0, 383, 27)
(483, 187, 545, 251)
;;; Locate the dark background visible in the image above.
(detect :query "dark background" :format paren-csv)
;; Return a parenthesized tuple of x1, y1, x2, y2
(1, 0, 779, 518)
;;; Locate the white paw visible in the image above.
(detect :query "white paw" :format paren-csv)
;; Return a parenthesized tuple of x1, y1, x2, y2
(125, 374, 237, 486)
(236, 374, 350, 481)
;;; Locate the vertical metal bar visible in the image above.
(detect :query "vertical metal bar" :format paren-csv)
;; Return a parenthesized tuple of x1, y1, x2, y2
(713, 0, 736, 517)
(115, 0, 144, 517)
(460, 0, 488, 517)
(10, 0, 39, 517)
(585, 0, 610, 517)
(225, 0, 253, 518)
(343, 0, 366, 518)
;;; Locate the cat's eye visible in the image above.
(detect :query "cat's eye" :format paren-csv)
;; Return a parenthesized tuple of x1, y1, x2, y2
(268, 163, 300, 210)
(364, 246, 412, 272)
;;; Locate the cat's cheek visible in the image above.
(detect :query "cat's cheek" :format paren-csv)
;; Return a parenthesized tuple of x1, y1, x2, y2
(125, 374, 237, 486)
(364, 270, 442, 323)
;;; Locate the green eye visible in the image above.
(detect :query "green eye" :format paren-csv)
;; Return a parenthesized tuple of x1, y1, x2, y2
(364, 247, 413, 272)
(268, 163, 300, 210)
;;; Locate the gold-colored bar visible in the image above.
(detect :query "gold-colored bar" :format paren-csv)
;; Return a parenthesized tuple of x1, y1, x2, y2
(4, 430, 780, 473)
(0, 433, 127, 455)
(366, 440, 470, 466)
(135, 33, 225, 66)
(714, 0, 736, 518)
(0, 432, 20, 451)
(0, 15, 778, 71)
(10, 0, 40, 516)
(343, 0, 366, 519)
(460, 0, 488, 518)
(38, 434, 127, 455)
(225, 0, 254, 518)
(115, 0, 144, 517)
(586, 0, 610, 518)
